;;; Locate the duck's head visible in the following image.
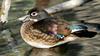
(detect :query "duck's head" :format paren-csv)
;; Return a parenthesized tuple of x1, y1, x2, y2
(18, 8, 50, 22)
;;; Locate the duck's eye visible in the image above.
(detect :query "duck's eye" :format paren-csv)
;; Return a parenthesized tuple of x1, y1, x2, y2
(31, 12, 38, 16)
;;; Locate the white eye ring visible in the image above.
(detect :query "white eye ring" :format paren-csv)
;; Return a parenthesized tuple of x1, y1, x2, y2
(31, 12, 38, 16)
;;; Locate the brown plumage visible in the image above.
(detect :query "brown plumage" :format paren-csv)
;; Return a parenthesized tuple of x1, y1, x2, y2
(20, 17, 77, 48)
(21, 20, 58, 45)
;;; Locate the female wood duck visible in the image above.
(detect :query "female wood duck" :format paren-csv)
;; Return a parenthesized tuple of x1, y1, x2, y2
(20, 8, 97, 48)
(19, 0, 95, 48)
(20, 8, 79, 48)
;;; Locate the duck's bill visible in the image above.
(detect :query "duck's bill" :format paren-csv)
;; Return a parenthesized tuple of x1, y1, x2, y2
(18, 15, 38, 22)
(18, 15, 29, 21)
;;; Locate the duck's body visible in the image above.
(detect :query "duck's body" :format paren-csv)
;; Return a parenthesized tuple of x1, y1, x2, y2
(20, 20, 77, 48)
